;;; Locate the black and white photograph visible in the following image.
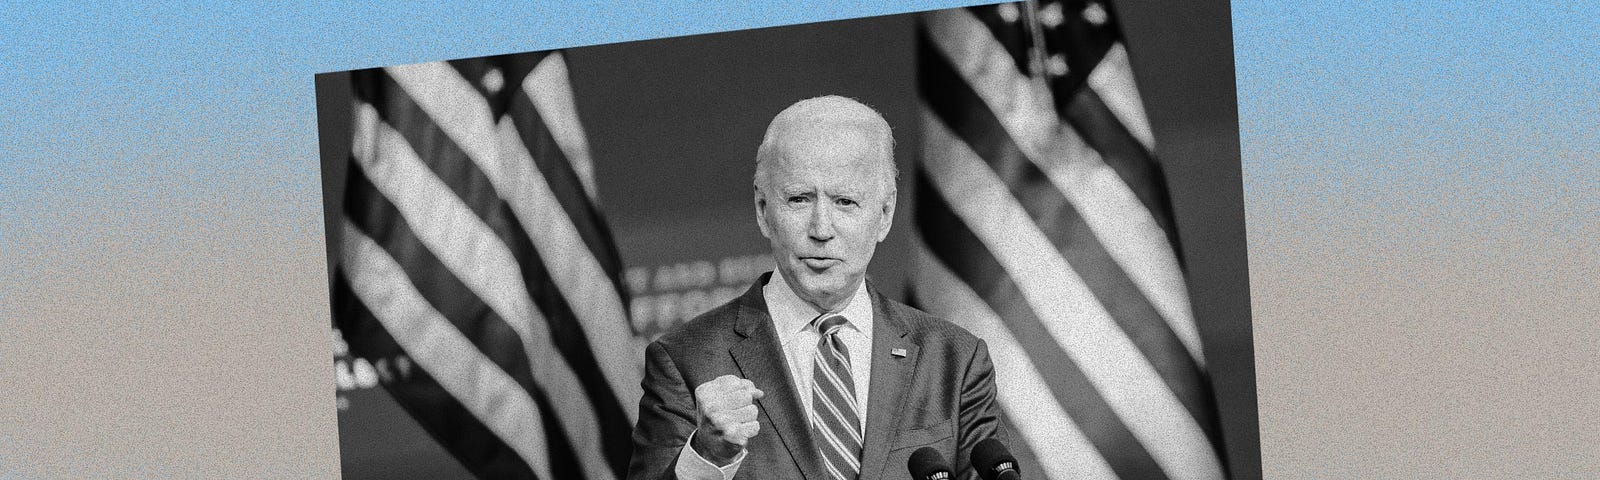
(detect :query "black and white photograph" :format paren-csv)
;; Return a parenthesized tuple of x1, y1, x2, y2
(314, 2, 1255, 479)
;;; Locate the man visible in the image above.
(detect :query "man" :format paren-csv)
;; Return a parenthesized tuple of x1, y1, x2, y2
(628, 96, 1003, 480)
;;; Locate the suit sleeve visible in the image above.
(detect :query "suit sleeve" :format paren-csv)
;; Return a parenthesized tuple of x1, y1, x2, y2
(627, 340, 696, 480)
(955, 338, 1005, 480)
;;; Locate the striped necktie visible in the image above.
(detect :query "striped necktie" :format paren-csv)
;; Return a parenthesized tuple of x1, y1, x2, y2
(810, 314, 863, 480)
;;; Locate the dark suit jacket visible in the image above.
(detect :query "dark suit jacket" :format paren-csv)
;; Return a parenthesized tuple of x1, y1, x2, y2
(628, 273, 1003, 480)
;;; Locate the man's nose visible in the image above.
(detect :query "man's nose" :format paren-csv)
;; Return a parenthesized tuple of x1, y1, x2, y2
(807, 202, 835, 242)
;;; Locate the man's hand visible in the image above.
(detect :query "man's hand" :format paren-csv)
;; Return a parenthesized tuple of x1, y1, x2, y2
(691, 375, 765, 466)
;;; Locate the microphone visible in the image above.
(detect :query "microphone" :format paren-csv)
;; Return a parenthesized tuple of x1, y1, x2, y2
(971, 438, 1020, 480)
(908, 447, 953, 480)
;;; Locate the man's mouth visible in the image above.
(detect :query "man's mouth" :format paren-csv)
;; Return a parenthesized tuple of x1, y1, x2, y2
(800, 257, 840, 269)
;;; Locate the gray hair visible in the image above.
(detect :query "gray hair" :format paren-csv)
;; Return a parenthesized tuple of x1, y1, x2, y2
(753, 95, 898, 196)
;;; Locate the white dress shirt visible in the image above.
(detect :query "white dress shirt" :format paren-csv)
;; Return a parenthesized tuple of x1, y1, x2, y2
(675, 271, 875, 480)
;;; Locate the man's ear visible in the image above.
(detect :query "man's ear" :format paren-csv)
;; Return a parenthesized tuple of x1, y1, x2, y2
(754, 189, 772, 239)
(876, 189, 896, 242)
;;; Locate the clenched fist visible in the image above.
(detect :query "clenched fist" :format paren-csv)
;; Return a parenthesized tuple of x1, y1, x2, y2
(691, 374, 765, 466)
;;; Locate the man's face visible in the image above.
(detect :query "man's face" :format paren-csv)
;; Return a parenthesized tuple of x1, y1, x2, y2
(756, 126, 895, 313)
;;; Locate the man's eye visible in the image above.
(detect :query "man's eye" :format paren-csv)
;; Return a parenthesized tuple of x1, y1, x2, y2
(835, 198, 858, 207)
(788, 196, 809, 204)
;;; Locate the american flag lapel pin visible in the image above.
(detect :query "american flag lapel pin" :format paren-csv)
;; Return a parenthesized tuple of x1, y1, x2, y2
(891, 348, 907, 358)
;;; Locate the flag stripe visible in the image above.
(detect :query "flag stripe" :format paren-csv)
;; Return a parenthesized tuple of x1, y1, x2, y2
(350, 72, 507, 233)
(339, 282, 590, 480)
(379, 62, 642, 418)
(530, 382, 591, 480)
(342, 162, 540, 396)
(352, 73, 633, 450)
(341, 164, 609, 479)
(919, 14, 1060, 168)
(919, 4, 1226, 478)
(492, 117, 644, 424)
(333, 276, 539, 480)
(444, 53, 549, 113)
(505, 87, 630, 303)
(340, 221, 554, 479)
(343, 55, 635, 480)
(920, 32, 1209, 420)
(965, 5, 1035, 76)
(918, 110, 1223, 479)
(508, 56, 635, 472)
(1062, 82, 1181, 249)
(349, 100, 621, 479)
(523, 54, 600, 201)
(437, 54, 624, 292)
(923, 9, 1205, 367)
(914, 173, 1167, 480)
(912, 238, 1120, 480)
(997, 415, 1047, 480)
(920, 40, 1218, 439)
(360, 65, 634, 471)
(1085, 44, 1155, 151)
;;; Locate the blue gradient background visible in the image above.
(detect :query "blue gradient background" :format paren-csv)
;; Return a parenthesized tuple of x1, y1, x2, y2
(1236, 2, 1599, 477)
(2, 1, 1595, 478)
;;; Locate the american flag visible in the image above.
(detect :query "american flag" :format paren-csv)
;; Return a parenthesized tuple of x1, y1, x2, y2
(332, 52, 640, 479)
(912, 2, 1226, 479)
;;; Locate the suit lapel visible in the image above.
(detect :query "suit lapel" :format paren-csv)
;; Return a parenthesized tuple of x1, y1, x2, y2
(859, 283, 917, 480)
(728, 274, 825, 479)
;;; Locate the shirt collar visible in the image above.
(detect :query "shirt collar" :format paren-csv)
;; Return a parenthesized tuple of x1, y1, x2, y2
(765, 270, 874, 341)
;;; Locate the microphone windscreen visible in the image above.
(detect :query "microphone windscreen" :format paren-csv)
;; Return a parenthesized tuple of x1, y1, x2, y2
(908, 446, 952, 480)
(971, 438, 1019, 480)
